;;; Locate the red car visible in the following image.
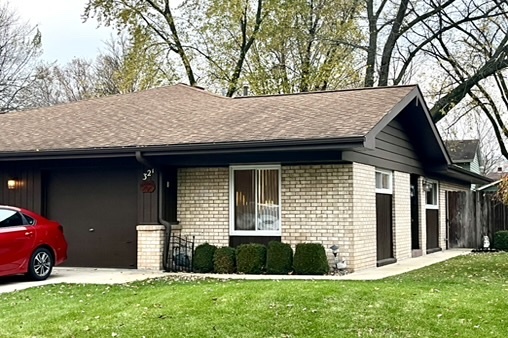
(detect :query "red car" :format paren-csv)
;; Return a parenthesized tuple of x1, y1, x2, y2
(0, 206, 67, 280)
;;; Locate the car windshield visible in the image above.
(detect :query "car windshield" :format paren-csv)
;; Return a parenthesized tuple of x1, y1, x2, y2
(0, 209, 22, 227)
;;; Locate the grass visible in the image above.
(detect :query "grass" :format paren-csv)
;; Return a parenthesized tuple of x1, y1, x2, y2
(1, 253, 508, 337)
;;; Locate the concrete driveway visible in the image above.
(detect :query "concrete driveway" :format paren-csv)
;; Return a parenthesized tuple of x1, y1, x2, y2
(0, 267, 167, 294)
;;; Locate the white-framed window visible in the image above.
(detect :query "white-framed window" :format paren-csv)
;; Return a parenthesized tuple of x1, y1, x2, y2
(229, 165, 281, 236)
(425, 180, 439, 209)
(375, 169, 393, 194)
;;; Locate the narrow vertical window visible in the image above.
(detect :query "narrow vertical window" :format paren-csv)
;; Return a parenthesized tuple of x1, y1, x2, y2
(375, 169, 393, 194)
(425, 181, 438, 208)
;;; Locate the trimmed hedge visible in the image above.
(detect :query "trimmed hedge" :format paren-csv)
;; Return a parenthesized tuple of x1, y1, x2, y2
(236, 243, 267, 274)
(193, 243, 217, 273)
(293, 243, 329, 275)
(494, 231, 508, 251)
(266, 241, 293, 274)
(214, 247, 236, 273)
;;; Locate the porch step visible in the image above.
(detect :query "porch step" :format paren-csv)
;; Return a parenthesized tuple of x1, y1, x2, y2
(411, 249, 423, 258)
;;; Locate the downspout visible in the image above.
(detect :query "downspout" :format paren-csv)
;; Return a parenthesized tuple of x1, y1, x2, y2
(135, 151, 172, 271)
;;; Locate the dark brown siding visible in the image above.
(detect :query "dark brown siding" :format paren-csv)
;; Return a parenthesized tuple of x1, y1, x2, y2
(376, 193, 394, 265)
(426, 209, 440, 252)
(343, 116, 425, 175)
(0, 167, 42, 213)
(161, 167, 178, 223)
(137, 168, 159, 224)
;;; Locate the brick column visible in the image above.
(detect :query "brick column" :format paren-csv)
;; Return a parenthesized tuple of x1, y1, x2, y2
(136, 225, 166, 270)
(393, 171, 411, 260)
(418, 177, 427, 255)
(351, 162, 377, 271)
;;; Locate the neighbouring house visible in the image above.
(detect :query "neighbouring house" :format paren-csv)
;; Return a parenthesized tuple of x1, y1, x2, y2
(444, 139, 482, 174)
(0, 84, 491, 272)
(486, 165, 507, 181)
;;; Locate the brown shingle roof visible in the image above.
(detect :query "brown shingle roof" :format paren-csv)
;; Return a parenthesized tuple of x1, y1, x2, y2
(0, 84, 416, 153)
(444, 139, 479, 163)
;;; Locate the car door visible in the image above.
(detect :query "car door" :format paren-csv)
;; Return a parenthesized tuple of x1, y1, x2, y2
(0, 210, 35, 275)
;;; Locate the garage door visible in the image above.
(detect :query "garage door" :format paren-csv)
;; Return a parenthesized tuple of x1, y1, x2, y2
(44, 167, 138, 268)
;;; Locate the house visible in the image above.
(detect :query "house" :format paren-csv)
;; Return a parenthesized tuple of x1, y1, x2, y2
(486, 165, 507, 181)
(444, 139, 482, 174)
(0, 84, 490, 272)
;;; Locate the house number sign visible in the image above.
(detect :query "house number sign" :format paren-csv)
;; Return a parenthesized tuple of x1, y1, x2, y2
(142, 168, 155, 181)
(140, 168, 156, 193)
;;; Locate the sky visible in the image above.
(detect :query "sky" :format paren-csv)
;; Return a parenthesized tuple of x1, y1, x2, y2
(7, 0, 114, 64)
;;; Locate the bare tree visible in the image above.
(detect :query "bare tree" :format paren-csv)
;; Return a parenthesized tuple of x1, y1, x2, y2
(423, 3, 508, 162)
(84, 0, 198, 87)
(361, 0, 508, 121)
(26, 32, 176, 108)
(0, 2, 41, 112)
(94, 29, 177, 95)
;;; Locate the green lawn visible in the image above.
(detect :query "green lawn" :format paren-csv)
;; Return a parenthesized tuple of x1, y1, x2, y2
(1, 253, 507, 338)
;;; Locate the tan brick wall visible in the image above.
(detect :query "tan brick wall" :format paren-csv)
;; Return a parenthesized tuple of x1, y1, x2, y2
(393, 171, 411, 260)
(281, 164, 353, 270)
(351, 163, 377, 271)
(177, 167, 229, 247)
(175, 164, 379, 272)
(136, 225, 165, 270)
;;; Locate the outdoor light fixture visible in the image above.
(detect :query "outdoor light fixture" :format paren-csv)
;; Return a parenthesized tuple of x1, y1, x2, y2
(423, 180, 433, 192)
(7, 179, 17, 190)
(330, 244, 339, 256)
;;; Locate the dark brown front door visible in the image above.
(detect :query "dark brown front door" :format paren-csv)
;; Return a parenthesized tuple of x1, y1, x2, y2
(376, 193, 395, 266)
(426, 209, 440, 253)
(410, 175, 420, 249)
(44, 167, 138, 268)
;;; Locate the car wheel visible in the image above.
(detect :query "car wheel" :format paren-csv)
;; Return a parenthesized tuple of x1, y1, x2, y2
(27, 248, 53, 281)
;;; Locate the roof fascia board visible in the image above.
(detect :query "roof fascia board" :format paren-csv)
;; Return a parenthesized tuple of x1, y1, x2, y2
(0, 137, 366, 161)
(444, 165, 492, 184)
(451, 159, 472, 164)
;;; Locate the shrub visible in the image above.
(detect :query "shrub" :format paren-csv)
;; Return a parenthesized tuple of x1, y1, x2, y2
(236, 243, 267, 274)
(494, 231, 508, 251)
(214, 247, 236, 273)
(266, 241, 293, 274)
(293, 243, 329, 275)
(193, 243, 217, 273)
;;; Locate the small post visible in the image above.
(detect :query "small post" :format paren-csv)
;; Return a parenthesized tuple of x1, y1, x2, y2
(330, 244, 339, 272)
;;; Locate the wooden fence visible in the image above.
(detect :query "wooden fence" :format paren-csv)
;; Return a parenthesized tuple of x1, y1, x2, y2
(447, 191, 508, 248)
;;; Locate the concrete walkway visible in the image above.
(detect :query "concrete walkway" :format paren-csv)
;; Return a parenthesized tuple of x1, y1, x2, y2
(166, 248, 471, 281)
(0, 249, 471, 294)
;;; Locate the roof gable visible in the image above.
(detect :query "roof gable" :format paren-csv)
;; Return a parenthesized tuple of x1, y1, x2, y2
(365, 86, 452, 168)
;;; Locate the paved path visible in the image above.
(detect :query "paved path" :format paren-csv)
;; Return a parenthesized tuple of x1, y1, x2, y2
(166, 248, 471, 281)
(0, 249, 471, 294)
